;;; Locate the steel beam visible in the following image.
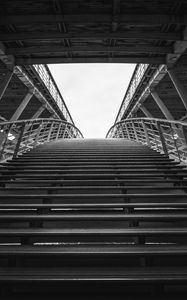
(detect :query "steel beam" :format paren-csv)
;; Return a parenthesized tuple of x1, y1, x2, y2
(14, 66, 62, 120)
(112, 0, 121, 32)
(166, 27, 187, 67)
(117, 28, 187, 122)
(10, 89, 34, 121)
(0, 42, 14, 70)
(16, 56, 165, 65)
(150, 90, 174, 120)
(50, 114, 58, 119)
(139, 105, 154, 118)
(0, 14, 186, 25)
(0, 69, 14, 101)
(8, 45, 171, 55)
(31, 106, 46, 119)
(0, 31, 180, 42)
(167, 68, 187, 111)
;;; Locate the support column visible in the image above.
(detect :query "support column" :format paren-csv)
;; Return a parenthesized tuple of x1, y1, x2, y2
(0, 69, 14, 100)
(31, 106, 46, 119)
(139, 105, 153, 118)
(10, 89, 34, 122)
(150, 90, 174, 120)
(167, 68, 187, 110)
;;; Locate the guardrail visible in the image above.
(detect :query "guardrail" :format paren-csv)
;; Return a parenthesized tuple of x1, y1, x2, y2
(107, 118, 187, 164)
(33, 65, 73, 123)
(115, 64, 149, 123)
(0, 119, 83, 162)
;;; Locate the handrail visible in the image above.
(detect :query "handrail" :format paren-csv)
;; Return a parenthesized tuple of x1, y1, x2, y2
(0, 119, 83, 162)
(106, 118, 187, 165)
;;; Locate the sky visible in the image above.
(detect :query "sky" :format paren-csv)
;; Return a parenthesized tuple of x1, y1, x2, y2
(49, 64, 135, 138)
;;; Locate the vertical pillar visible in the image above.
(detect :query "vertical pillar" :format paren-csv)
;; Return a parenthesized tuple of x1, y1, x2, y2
(0, 69, 14, 100)
(150, 90, 174, 120)
(10, 89, 34, 122)
(139, 105, 153, 118)
(167, 68, 187, 110)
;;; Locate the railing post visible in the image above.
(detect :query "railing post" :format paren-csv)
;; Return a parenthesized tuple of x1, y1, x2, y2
(157, 122, 169, 156)
(0, 124, 12, 161)
(170, 124, 181, 162)
(141, 120, 151, 147)
(33, 123, 43, 147)
(181, 125, 187, 146)
(47, 122, 54, 142)
(62, 124, 67, 138)
(119, 124, 124, 138)
(124, 123, 130, 140)
(13, 122, 26, 158)
(149, 122, 159, 151)
(131, 121, 139, 141)
(67, 125, 72, 138)
(181, 125, 187, 162)
(56, 123, 62, 141)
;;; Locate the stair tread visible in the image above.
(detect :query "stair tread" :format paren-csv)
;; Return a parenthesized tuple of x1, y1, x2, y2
(0, 227, 187, 235)
(2, 170, 187, 179)
(0, 168, 184, 173)
(0, 213, 187, 221)
(0, 179, 186, 184)
(0, 244, 187, 255)
(1, 267, 187, 280)
(1, 138, 187, 292)
(0, 193, 185, 198)
(0, 185, 186, 190)
(0, 202, 186, 208)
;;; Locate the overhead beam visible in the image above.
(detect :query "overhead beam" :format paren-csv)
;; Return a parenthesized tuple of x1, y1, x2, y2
(166, 27, 187, 67)
(15, 56, 165, 65)
(139, 105, 154, 118)
(8, 45, 172, 55)
(10, 89, 34, 121)
(0, 31, 181, 42)
(0, 42, 14, 70)
(112, 0, 121, 32)
(31, 106, 46, 119)
(122, 28, 187, 120)
(13, 66, 62, 120)
(150, 90, 174, 120)
(167, 68, 187, 110)
(0, 14, 187, 25)
(0, 69, 14, 101)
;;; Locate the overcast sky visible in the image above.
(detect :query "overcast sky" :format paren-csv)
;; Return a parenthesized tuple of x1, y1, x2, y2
(49, 64, 135, 138)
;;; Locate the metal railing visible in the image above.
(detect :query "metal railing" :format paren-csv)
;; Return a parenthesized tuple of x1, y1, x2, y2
(0, 119, 83, 162)
(115, 64, 149, 123)
(33, 65, 74, 123)
(107, 118, 187, 165)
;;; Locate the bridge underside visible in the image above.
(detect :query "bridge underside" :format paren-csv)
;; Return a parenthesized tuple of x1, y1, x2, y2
(0, 62, 51, 121)
(133, 56, 187, 121)
(0, 60, 69, 122)
(0, 0, 187, 65)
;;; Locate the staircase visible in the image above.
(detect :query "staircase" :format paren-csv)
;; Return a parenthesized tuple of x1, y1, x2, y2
(0, 138, 187, 299)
